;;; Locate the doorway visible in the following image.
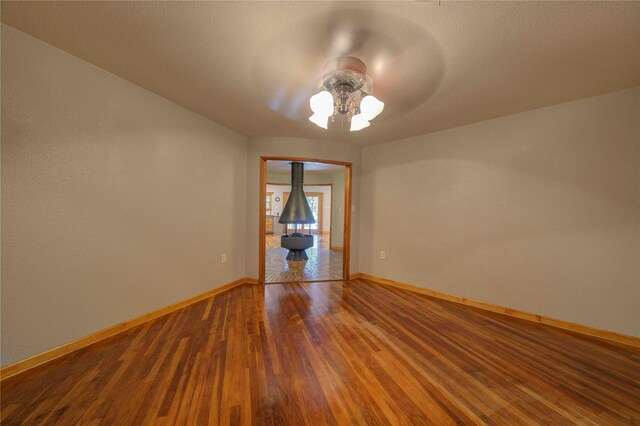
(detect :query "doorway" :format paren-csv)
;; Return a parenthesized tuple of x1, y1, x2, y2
(259, 157, 351, 284)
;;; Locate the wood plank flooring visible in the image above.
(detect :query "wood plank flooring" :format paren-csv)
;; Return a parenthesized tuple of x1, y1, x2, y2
(2, 279, 639, 425)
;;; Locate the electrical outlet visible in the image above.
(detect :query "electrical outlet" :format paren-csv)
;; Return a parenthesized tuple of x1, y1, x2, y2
(221, 253, 227, 264)
(380, 251, 386, 260)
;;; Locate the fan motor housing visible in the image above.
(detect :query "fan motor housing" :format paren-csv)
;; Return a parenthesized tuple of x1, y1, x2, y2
(321, 56, 374, 94)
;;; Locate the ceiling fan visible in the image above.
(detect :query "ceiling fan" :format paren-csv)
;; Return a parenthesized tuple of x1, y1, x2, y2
(308, 56, 384, 132)
(253, 7, 441, 131)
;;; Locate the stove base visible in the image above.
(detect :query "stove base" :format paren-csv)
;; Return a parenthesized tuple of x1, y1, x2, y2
(281, 233, 313, 262)
(286, 249, 309, 261)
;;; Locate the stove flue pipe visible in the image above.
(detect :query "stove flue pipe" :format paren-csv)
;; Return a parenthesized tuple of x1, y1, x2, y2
(278, 162, 316, 226)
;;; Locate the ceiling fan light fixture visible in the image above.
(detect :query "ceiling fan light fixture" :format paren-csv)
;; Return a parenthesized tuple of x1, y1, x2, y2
(309, 112, 329, 129)
(309, 90, 334, 117)
(350, 114, 370, 132)
(359, 95, 384, 120)
(308, 56, 384, 132)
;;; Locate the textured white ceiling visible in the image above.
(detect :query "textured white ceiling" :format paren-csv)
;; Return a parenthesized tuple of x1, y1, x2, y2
(2, 1, 638, 145)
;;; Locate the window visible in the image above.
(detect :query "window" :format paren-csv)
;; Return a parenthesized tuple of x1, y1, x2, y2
(305, 195, 319, 230)
(266, 192, 273, 213)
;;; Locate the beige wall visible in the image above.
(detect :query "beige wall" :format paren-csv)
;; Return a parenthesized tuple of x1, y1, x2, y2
(359, 88, 640, 337)
(319, 171, 346, 248)
(246, 137, 361, 279)
(1, 25, 248, 366)
(3, 23, 637, 368)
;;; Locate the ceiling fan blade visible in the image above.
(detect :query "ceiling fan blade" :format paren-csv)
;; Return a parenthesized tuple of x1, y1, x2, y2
(252, 7, 444, 122)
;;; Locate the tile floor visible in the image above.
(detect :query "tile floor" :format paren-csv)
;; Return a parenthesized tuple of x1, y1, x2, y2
(265, 234, 343, 283)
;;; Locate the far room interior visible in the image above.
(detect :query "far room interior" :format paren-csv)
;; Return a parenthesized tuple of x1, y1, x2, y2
(263, 160, 347, 283)
(1, 1, 639, 424)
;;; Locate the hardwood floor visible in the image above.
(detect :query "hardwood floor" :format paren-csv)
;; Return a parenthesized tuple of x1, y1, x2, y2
(2, 279, 639, 425)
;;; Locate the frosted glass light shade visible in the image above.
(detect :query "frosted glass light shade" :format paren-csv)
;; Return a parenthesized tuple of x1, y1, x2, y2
(360, 95, 384, 120)
(309, 91, 334, 117)
(309, 91, 382, 131)
(309, 113, 329, 129)
(350, 114, 370, 131)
